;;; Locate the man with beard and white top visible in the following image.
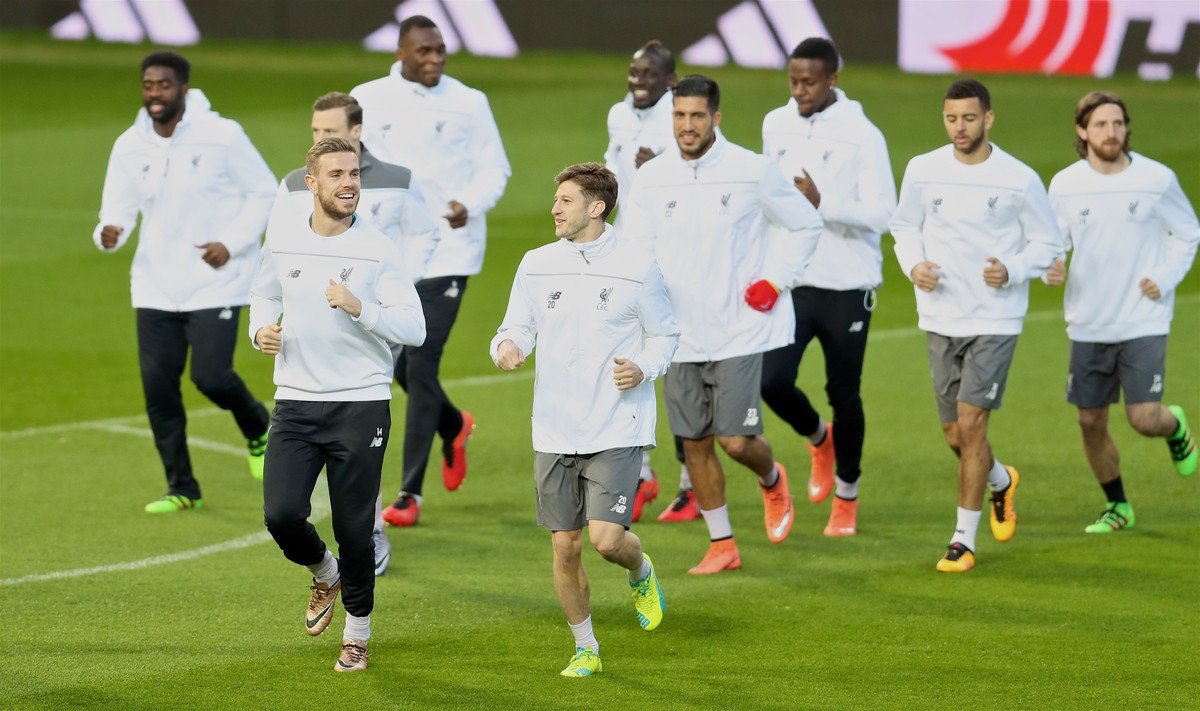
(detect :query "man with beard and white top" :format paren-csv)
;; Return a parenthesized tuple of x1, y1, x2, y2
(251, 137, 426, 672)
(890, 78, 1062, 573)
(625, 76, 823, 575)
(603, 39, 697, 524)
(93, 51, 275, 513)
(271, 91, 441, 576)
(353, 15, 511, 528)
(1043, 91, 1198, 534)
(757, 37, 896, 537)
(491, 163, 676, 677)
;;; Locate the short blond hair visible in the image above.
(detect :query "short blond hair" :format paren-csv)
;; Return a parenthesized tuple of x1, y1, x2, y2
(306, 137, 357, 176)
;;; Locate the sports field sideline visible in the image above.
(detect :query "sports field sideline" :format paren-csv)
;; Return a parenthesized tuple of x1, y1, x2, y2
(0, 34, 1197, 709)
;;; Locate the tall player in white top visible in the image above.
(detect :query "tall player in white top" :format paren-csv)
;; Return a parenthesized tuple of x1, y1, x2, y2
(603, 40, 697, 525)
(1044, 91, 1198, 534)
(891, 79, 1062, 573)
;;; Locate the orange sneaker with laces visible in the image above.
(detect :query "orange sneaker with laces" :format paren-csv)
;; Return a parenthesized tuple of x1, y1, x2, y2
(807, 424, 835, 503)
(823, 497, 858, 537)
(687, 539, 741, 575)
(761, 463, 794, 543)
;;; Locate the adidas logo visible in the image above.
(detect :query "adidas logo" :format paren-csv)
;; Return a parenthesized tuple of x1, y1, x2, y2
(363, 0, 517, 57)
(52, 0, 200, 44)
(681, 0, 831, 69)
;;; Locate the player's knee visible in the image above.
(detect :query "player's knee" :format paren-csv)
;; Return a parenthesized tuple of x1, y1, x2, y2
(717, 435, 750, 460)
(551, 532, 583, 563)
(940, 423, 961, 453)
(1077, 408, 1108, 433)
(1127, 410, 1160, 437)
(590, 531, 624, 560)
(824, 382, 862, 413)
(190, 369, 232, 396)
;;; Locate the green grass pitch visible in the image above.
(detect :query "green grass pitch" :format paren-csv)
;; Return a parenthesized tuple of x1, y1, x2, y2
(0, 34, 1197, 710)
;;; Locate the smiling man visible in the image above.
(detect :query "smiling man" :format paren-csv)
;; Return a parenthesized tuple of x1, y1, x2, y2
(602, 41, 696, 524)
(1044, 91, 1198, 533)
(251, 137, 426, 672)
(491, 163, 677, 677)
(352, 15, 511, 527)
(759, 38, 897, 538)
(890, 78, 1062, 573)
(92, 51, 275, 513)
(625, 76, 823, 574)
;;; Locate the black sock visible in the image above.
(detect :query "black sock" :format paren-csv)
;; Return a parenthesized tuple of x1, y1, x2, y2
(1101, 477, 1126, 503)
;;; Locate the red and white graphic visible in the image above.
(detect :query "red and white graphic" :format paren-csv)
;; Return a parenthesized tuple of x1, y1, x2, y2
(900, 0, 1200, 80)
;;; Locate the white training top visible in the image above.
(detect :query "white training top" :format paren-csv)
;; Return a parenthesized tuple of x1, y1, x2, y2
(625, 133, 823, 362)
(93, 89, 276, 311)
(891, 143, 1063, 337)
(762, 89, 897, 291)
(490, 226, 678, 455)
(352, 66, 511, 279)
(248, 211, 426, 402)
(269, 145, 440, 283)
(604, 90, 676, 231)
(1048, 152, 1199, 343)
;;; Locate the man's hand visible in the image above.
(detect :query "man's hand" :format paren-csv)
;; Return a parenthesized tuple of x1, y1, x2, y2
(793, 169, 820, 208)
(744, 279, 781, 312)
(196, 242, 231, 268)
(495, 339, 525, 371)
(255, 324, 282, 355)
(100, 225, 123, 249)
(983, 257, 1009, 288)
(444, 200, 469, 229)
(613, 357, 644, 390)
(1139, 278, 1162, 300)
(325, 279, 362, 317)
(634, 146, 659, 169)
(1044, 258, 1066, 286)
(911, 261, 941, 292)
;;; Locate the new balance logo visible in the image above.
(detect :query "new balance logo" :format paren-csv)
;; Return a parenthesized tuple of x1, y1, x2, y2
(1078, 208, 1090, 225)
(445, 279, 461, 298)
(546, 291, 562, 309)
(985, 383, 999, 400)
(1150, 374, 1163, 394)
(931, 197, 943, 214)
(287, 269, 301, 278)
(743, 408, 760, 427)
(609, 495, 628, 515)
(848, 321, 863, 333)
(369, 427, 384, 448)
(665, 200, 676, 218)
(218, 308, 233, 321)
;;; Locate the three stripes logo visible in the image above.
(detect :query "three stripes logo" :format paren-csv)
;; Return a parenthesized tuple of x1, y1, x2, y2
(363, 0, 518, 58)
(681, 0, 831, 69)
(52, 0, 199, 45)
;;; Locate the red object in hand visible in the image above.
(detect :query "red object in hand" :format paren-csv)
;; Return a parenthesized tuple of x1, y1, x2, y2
(745, 280, 780, 312)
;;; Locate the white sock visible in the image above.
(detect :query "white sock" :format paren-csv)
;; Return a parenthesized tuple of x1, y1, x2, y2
(757, 462, 780, 488)
(374, 493, 384, 535)
(344, 613, 371, 642)
(835, 476, 858, 500)
(639, 451, 654, 482)
(950, 507, 981, 551)
(568, 616, 598, 653)
(808, 420, 828, 445)
(403, 491, 423, 506)
(306, 550, 339, 586)
(987, 459, 1011, 492)
(679, 464, 692, 491)
(700, 505, 733, 540)
(628, 555, 651, 583)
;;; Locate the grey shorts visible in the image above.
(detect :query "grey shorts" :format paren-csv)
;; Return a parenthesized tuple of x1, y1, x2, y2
(534, 447, 642, 531)
(1067, 336, 1167, 408)
(926, 332, 1019, 423)
(663, 353, 764, 439)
